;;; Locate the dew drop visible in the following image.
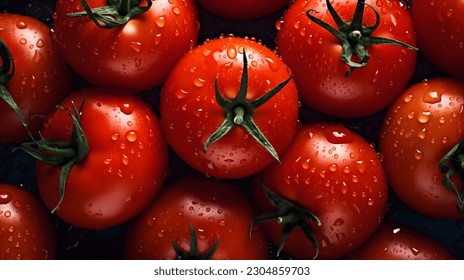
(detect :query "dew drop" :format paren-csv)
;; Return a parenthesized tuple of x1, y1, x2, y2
(329, 163, 338, 172)
(275, 19, 284, 31)
(157, 229, 165, 238)
(417, 111, 431, 123)
(33, 50, 43, 63)
(414, 149, 423, 160)
(16, 21, 27, 29)
(19, 38, 27, 45)
(172, 6, 181, 15)
(227, 47, 237, 59)
(4, 211, 11, 217)
(36, 39, 44, 48)
(265, 57, 279, 72)
(130, 41, 142, 53)
(333, 218, 345, 226)
(155, 16, 166, 28)
(125, 131, 138, 142)
(423, 91, 442, 104)
(218, 220, 226, 227)
(122, 154, 129, 165)
(0, 192, 12, 204)
(194, 77, 206, 87)
(119, 103, 134, 115)
(112, 133, 120, 141)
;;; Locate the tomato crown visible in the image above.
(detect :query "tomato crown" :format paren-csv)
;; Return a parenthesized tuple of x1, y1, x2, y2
(204, 50, 292, 163)
(68, 0, 152, 29)
(306, 0, 417, 76)
(251, 184, 321, 259)
(173, 224, 220, 260)
(439, 140, 464, 216)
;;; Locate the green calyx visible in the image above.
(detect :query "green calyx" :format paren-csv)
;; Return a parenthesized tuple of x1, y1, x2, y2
(67, 0, 152, 29)
(250, 185, 322, 259)
(306, 0, 418, 76)
(173, 224, 220, 260)
(20, 99, 89, 213)
(0, 38, 28, 129)
(204, 50, 292, 163)
(439, 140, 464, 216)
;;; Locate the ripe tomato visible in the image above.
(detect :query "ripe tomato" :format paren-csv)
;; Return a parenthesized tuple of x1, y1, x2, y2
(53, 0, 199, 91)
(0, 13, 73, 143)
(124, 176, 269, 260)
(345, 221, 455, 260)
(276, 0, 417, 117)
(379, 78, 464, 219)
(0, 183, 56, 260)
(410, 0, 464, 79)
(197, 0, 290, 20)
(27, 87, 169, 229)
(159, 36, 300, 179)
(252, 123, 389, 259)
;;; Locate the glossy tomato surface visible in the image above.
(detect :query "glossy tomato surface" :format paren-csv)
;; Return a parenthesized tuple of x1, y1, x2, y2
(379, 77, 464, 219)
(253, 123, 389, 259)
(125, 176, 269, 260)
(53, 0, 199, 91)
(0, 13, 73, 143)
(160, 36, 300, 179)
(276, 0, 417, 117)
(35, 88, 169, 229)
(0, 183, 56, 259)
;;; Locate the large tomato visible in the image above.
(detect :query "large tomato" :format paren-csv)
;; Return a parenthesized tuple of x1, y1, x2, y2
(0, 13, 73, 143)
(159, 36, 300, 179)
(25, 87, 169, 229)
(197, 0, 291, 20)
(125, 176, 269, 260)
(53, 0, 199, 91)
(379, 77, 464, 219)
(0, 183, 56, 260)
(345, 221, 454, 260)
(252, 123, 389, 259)
(410, 0, 464, 79)
(276, 0, 417, 117)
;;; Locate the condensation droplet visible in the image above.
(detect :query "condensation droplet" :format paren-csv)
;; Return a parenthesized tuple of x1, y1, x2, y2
(423, 91, 442, 104)
(125, 130, 138, 142)
(155, 16, 166, 28)
(418, 111, 431, 123)
(16, 21, 27, 29)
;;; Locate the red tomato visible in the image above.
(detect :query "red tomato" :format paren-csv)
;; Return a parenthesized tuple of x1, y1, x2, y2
(411, 0, 464, 79)
(159, 36, 300, 179)
(197, 0, 291, 20)
(124, 176, 269, 260)
(0, 183, 56, 260)
(345, 221, 455, 260)
(379, 78, 464, 219)
(276, 0, 417, 117)
(29, 87, 169, 229)
(0, 13, 73, 143)
(53, 0, 199, 91)
(252, 123, 389, 259)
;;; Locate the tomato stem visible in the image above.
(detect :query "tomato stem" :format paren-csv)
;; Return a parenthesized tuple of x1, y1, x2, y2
(203, 50, 292, 163)
(173, 224, 220, 260)
(306, 0, 417, 76)
(439, 140, 464, 215)
(250, 184, 321, 259)
(67, 0, 152, 29)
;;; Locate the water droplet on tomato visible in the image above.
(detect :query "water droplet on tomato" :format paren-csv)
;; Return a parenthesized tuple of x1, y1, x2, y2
(36, 39, 44, 48)
(403, 94, 413, 103)
(265, 57, 279, 72)
(122, 154, 129, 165)
(157, 229, 165, 238)
(0, 192, 12, 204)
(367, 198, 374, 206)
(194, 77, 206, 87)
(155, 16, 166, 28)
(33, 50, 43, 63)
(172, 6, 181, 15)
(218, 220, 226, 227)
(112, 133, 120, 141)
(409, 246, 421, 256)
(125, 131, 138, 142)
(417, 111, 431, 123)
(423, 91, 442, 104)
(19, 38, 27, 45)
(414, 149, 423, 160)
(119, 103, 134, 115)
(4, 211, 11, 217)
(329, 163, 338, 172)
(16, 21, 27, 29)
(275, 19, 284, 31)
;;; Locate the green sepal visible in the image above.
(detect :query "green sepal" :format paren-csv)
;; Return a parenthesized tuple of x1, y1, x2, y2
(250, 184, 321, 259)
(306, 0, 417, 76)
(203, 50, 292, 163)
(173, 224, 220, 260)
(67, 0, 152, 29)
(438, 140, 464, 215)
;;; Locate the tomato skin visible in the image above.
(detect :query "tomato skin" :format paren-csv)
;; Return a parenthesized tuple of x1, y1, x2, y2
(36, 88, 169, 229)
(0, 13, 73, 144)
(379, 78, 464, 219)
(276, 0, 417, 118)
(253, 123, 389, 259)
(0, 183, 56, 260)
(159, 36, 300, 179)
(197, 0, 290, 20)
(411, 0, 464, 79)
(345, 221, 454, 260)
(124, 176, 269, 260)
(53, 0, 199, 91)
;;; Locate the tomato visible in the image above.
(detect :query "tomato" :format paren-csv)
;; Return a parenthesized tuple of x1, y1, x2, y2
(252, 123, 389, 259)
(0, 183, 56, 260)
(379, 77, 464, 219)
(159, 36, 300, 179)
(26, 87, 169, 229)
(53, 0, 199, 91)
(197, 0, 291, 20)
(345, 221, 455, 259)
(124, 176, 269, 260)
(0, 13, 73, 143)
(276, 0, 417, 118)
(410, 0, 464, 79)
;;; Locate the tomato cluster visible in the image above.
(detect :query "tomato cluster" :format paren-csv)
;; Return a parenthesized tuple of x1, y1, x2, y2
(0, 0, 463, 260)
